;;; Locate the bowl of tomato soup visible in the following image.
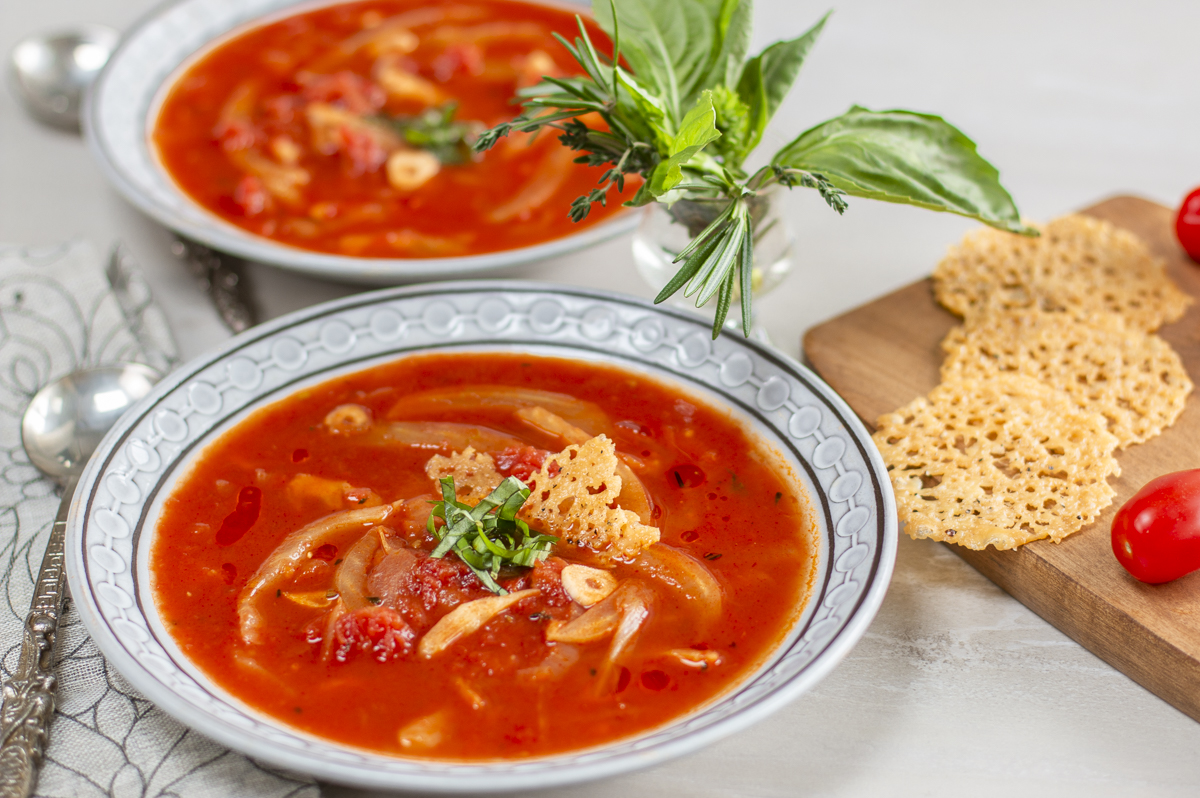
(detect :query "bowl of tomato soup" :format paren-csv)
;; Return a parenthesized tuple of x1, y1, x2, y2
(85, 0, 639, 283)
(65, 283, 896, 791)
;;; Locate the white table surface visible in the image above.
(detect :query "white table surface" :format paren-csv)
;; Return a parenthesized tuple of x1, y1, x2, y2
(5, 1, 1200, 796)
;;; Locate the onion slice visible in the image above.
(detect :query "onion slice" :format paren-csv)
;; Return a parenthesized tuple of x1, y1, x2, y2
(366, 421, 523, 453)
(386, 385, 611, 435)
(630, 544, 723, 624)
(418, 589, 538, 658)
(237, 503, 393, 644)
(334, 528, 383, 612)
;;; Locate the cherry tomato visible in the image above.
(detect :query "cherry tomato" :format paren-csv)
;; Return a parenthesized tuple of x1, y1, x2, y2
(1111, 469, 1200, 584)
(1176, 187, 1200, 263)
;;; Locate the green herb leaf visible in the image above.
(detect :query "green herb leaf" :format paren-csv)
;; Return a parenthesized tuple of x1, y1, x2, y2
(689, 0, 752, 102)
(738, 221, 753, 336)
(644, 91, 722, 198)
(772, 106, 1035, 235)
(429, 476, 557, 595)
(709, 84, 753, 165)
(592, 0, 687, 120)
(380, 102, 480, 165)
(737, 11, 829, 154)
(615, 70, 673, 150)
(595, 0, 746, 121)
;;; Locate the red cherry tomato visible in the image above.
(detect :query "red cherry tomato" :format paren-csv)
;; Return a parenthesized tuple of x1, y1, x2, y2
(1176, 187, 1200, 263)
(1111, 469, 1200, 584)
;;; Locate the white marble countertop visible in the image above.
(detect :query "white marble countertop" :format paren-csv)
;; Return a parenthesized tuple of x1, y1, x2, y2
(4, 0, 1200, 795)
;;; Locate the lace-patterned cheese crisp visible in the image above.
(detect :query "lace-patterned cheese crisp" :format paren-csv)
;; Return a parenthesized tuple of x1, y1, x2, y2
(932, 214, 1191, 332)
(425, 436, 659, 560)
(424, 446, 504, 505)
(941, 307, 1193, 448)
(873, 374, 1120, 550)
(523, 435, 659, 560)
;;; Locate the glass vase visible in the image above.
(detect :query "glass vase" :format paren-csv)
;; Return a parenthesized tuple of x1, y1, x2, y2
(631, 187, 795, 338)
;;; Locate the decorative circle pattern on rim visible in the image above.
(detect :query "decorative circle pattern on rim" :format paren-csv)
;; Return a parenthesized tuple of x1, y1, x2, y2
(70, 282, 895, 792)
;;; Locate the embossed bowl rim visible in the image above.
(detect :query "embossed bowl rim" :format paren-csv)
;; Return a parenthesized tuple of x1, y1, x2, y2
(82, 0, 638, 285)
(64, 280, 897, 792)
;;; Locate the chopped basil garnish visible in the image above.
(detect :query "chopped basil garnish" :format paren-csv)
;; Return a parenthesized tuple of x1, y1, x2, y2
(428, 476, 558, 595)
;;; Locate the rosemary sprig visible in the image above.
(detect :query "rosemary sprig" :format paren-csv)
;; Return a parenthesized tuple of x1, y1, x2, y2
(427, 476, 557, 595)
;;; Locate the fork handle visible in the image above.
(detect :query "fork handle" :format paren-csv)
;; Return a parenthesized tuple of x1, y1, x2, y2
(0, 476, 77, 797)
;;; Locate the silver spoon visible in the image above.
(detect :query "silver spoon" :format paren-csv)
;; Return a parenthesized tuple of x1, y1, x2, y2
(8, 25, 119, 131)
(0, 364, 159, 797)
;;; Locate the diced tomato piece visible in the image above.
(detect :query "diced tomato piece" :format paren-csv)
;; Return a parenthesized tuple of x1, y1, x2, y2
(331, 606, 415, 663)
(495, 445, 548, 483)
(338, 125, 387, 175)
(229, 175, 270, 218)
(404, 554, 484, 612)
(214, 118, 257, 152)
(300, 70, 384, 114)
(530, 557, 570, 607)
(431, 43, 484, 81)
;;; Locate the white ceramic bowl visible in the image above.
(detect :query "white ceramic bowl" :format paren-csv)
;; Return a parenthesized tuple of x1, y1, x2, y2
(83, 0, 637, 285)
(64, 282, 896, 792)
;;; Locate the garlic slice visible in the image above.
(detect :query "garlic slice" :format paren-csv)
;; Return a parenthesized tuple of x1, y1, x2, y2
(560, 564, 617, 607)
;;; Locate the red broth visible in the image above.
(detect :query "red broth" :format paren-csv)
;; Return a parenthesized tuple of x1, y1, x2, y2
(151, 353, 816, 759)
(152, 0, 636, 258)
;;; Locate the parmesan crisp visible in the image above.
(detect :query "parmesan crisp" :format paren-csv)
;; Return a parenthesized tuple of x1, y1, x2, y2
(941, 307, 1192, 448)
(932, 214, 1191, 332)
(873, 375, 1120, 550)
(424, 447, 501, 505)
(424, 436, 659, 560)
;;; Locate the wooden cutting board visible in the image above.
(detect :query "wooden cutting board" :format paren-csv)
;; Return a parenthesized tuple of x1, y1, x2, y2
(804, 195, 1200, 722)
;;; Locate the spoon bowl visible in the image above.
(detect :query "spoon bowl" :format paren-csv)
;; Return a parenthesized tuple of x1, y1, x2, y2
(21, 364, 160, 483)
(8, 25, 119, 130)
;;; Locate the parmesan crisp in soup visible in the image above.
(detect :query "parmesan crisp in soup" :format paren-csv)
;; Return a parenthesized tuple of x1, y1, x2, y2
(152, 0, 636, 259)
(151, 354, 817, 759)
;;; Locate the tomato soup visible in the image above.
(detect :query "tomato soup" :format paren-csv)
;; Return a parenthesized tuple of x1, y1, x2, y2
(152, 0, 635, 258)
(151, 354, 816, 759)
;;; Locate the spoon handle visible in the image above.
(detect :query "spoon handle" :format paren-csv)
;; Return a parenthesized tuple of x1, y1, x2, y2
(0, 476, 77, 798)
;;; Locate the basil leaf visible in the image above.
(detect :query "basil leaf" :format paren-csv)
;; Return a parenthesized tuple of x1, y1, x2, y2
(734, 57, 767, 159)
(687, 0, 752, 103)
(645, 91, 721, 197)
(616, 70, 673, 149)
(595, 0, 746, 121)
(737, 11, 828, 154)
(772, 106, 1033, 234)
(593, 0, 686, 119)
(709, 84, 752, 165)
(626, 179, 658, 207)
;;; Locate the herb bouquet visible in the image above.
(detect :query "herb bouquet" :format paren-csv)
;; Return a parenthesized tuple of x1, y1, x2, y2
(475, 0, 1035, 338)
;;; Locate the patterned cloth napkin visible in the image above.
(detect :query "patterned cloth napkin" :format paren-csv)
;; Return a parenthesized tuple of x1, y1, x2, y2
(0, 242, 320, 797)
